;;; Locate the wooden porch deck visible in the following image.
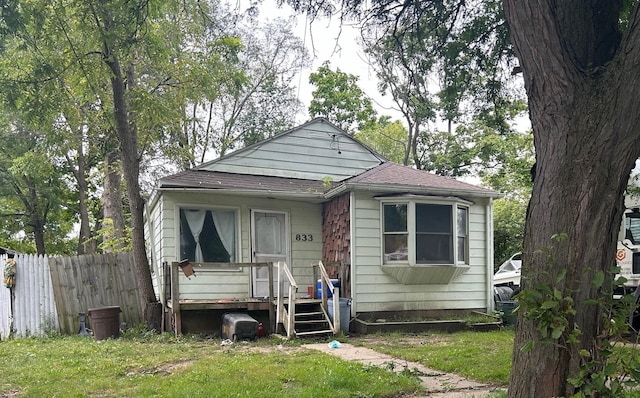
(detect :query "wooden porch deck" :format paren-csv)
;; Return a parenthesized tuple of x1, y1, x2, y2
(167, 298, 273, 311)
(166, 260, 340, 337)
(167, 261, 279, 336)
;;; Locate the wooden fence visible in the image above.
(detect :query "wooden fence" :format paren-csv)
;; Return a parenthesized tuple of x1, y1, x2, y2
(0, 252, 143, 339)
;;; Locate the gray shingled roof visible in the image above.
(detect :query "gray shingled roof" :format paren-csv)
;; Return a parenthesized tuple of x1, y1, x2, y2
(158, 169, 326, 194)
(157, 162, 500, 199)
(341, 162, 499, 196)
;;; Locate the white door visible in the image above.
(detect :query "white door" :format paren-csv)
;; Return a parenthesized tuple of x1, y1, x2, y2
(251, 210, 290, 297)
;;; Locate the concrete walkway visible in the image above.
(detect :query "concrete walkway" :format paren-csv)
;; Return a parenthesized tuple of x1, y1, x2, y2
(304, 342, 506, 397)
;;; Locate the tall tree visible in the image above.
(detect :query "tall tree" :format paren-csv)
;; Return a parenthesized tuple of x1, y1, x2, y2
(0, 121, 75, 255)
(308, 61, 377, 133)
(502, 2, 640, 396)
(146, 15, 308, 173)
(355, 117, 407, 163)
(360, 0, 522, 169)
(284, 0, 640, 395)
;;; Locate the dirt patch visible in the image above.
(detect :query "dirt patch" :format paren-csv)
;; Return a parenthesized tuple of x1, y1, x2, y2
(125, 360, 194, 377)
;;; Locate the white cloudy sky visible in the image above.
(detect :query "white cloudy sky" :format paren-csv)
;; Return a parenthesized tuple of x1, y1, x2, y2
(256, 0, 402, 123)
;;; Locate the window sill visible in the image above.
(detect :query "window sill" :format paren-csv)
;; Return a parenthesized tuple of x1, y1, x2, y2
(381, 264, 470, 285)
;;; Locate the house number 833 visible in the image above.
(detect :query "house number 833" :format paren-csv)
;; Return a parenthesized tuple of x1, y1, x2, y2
(295, 234, 313, 241)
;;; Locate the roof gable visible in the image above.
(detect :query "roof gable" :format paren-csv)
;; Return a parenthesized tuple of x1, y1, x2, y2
(197, 118, 385, 181)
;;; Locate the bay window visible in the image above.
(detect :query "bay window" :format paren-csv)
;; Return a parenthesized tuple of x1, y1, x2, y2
(383, 200, 469, 266)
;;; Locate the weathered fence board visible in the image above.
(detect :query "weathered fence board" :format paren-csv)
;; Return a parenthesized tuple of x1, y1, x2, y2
(48, 252, 142, 334)
(0, 252, 143, 339)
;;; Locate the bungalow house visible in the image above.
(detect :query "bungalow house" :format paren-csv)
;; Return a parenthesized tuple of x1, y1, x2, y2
(146, 118, 502, 336)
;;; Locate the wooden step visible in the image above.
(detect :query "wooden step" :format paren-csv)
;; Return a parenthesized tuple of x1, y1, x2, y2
(295, 329, 333, 337)
(295, 319, 330, 325)
(295, 311, 324, 318)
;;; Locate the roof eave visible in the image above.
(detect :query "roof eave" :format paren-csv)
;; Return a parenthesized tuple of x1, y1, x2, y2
(157, 186, 327, 202)
(325, 182, 503, 199)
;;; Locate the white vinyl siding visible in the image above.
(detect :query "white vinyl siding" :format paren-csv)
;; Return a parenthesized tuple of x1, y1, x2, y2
(199, 120, 382, 181)
(152, 191, 322, 300)
(352, 191, 488, 313)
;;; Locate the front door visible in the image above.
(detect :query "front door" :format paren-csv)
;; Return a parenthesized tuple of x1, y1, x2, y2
(251, 210, 290, 297)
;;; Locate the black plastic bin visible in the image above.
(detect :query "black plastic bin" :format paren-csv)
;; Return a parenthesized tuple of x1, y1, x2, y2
(88, 306, 121, 340)
(496, 301, 517, 326)
(221, 313, 258, 341)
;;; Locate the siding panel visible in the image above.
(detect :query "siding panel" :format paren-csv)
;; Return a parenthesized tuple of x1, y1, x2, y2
(155, 192, 323, 300)
(352, 191, 491, 313)
(200, 120, 382, 181)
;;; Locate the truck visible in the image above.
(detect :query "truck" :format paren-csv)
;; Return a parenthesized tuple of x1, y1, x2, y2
(616, 194, 640, 330)
(616, 196, 640, 294)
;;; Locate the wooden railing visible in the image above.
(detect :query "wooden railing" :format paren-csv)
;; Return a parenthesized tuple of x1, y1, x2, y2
(314, 260, 340, 334)
(276, 262, 298, 338)
(275, 261, 343, 337)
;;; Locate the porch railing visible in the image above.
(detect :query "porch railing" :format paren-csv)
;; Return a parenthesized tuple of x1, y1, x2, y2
(314, 260, 340, 334)
(276, 261, 298, 338)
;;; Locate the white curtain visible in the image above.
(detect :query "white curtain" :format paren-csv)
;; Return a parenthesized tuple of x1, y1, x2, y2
(212, 210, 236, 262)
(184, 210, 206, 262)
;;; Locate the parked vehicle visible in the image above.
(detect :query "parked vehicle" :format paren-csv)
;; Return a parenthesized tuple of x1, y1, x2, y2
(616, 202, 640, 296)
(493, 252, 521, 287)
(493, 253, 521, 311)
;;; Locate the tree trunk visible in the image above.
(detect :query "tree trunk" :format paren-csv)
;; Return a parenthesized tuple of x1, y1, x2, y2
(96, 1, 161, 330)
(102, 151, 127, 252)
(105, 56, 161, 330)
(503, 1, 640, 396)
(75, 140, 96, 255)
(26, 181, 47, 255)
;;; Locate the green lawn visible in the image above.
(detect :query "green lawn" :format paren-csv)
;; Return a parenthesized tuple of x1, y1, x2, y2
(353, 329, 514, 385)
(0, 332, 423, 397)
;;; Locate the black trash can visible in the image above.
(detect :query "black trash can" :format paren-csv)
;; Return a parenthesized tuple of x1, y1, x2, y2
(88, 306, 121, 340)
(496, 301, 517, 326)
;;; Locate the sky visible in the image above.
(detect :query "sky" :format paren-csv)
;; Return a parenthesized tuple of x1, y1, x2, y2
(256, 1, 402, 123)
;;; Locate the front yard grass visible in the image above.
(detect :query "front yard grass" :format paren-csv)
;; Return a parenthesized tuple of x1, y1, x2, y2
(0, 331, 422, 398)
(352, 329, 515, 386)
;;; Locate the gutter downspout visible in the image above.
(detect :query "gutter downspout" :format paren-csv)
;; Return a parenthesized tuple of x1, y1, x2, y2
(350, 191, 356, 317)
(486, 198, 495, 312)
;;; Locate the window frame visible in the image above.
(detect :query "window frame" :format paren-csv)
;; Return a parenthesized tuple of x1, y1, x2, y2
(381, 198, 470, 266)
(176, 204, 241, 269)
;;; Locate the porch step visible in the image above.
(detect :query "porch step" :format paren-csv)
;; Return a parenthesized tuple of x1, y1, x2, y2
(295, 319, 329, 325)
(290, 300, 333, 337)
(295, 328, 334, 337)
(295, 311, 324, 318)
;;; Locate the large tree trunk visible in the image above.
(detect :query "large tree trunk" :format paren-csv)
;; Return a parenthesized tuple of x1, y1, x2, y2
(75, 139, 96, 255)
(503, 1, 640, 396)
(105, 57, 161, 331)
(26, 181, 47, 255)
(102, 151, 127, 252)
(97, 2, 161, 330)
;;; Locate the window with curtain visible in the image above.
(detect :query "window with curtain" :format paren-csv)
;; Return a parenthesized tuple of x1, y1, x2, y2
(179, 208, 236, 263)
(382, 201, 469, 266)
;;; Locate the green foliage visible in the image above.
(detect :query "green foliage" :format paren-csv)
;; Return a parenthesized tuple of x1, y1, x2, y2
(515, 234, 640, 396)
(493, 198, 526, 269)
(566, 271, 640, 397)
(0, 121, 77, 254)
(354, 116, 407, 162)
(97, 218, 132, 252)
(516, 235, 580, 346)
(358, 0, 526, 171)
(308, 61, 378, 133)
